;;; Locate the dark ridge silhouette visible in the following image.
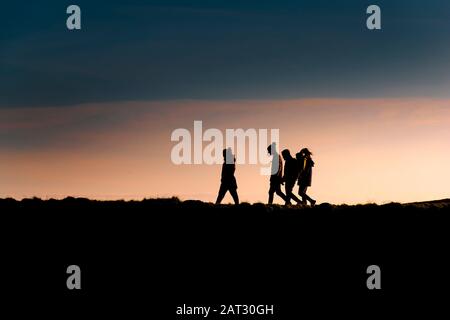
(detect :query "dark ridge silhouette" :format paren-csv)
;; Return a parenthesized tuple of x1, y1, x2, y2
(1, 197, 449, 212)
(1, 196, 449, 313)
(406, 198, 450, 206)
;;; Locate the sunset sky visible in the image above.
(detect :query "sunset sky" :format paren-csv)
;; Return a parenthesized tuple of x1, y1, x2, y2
(1, 1, 450, 204)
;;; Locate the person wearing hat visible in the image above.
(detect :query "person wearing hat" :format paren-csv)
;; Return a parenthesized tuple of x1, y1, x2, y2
(297, 148, 316, 206)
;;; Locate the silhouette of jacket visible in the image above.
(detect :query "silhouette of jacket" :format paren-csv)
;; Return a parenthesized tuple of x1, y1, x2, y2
(270, 153, 283, 184)
(299, 158, 314, 187)
(283, 156, 299, 185)
(221, 160, 237, 189)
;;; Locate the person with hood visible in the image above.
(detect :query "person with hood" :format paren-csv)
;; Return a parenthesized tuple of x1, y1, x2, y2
(215, 148, 240, 205)
(297, 148, 316, 206)
(267, 143, 287, 204)
(281, 149, 302, 205)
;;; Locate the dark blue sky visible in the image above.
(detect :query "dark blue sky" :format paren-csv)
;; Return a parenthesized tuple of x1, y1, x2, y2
(1, 0, 450, 107)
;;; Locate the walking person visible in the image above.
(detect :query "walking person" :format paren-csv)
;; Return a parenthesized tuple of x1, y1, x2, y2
(297, 148, 316, 206)
(215, 148, 240, 205)
(267, 143, 287, 204)
(281, 149, 302, 205)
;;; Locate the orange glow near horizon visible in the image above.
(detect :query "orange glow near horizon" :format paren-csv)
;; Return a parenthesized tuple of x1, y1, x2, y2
(1, 98, 449, 204)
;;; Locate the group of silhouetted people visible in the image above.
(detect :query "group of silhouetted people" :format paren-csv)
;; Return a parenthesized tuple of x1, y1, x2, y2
(215, 143, 316, 206)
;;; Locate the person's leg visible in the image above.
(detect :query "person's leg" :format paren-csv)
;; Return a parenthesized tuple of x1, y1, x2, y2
(229, 188, 240, 205)
(268, 184, 275, 204)
(215, 184, 227, 204)
(286, 182, 302, 204)
(275, 185, 287, 202)
(298, 185, 307, 205)
(290, 192, 302, 204)
(268, 191, 274, 204)
(303, 186, 316, 206)
(285, 183, 293, 205)
(284, 182, 301, 204)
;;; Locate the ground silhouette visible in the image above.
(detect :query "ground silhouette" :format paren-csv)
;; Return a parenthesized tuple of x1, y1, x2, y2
(1, 197, 449, 317)
(1, 196, 449, 213)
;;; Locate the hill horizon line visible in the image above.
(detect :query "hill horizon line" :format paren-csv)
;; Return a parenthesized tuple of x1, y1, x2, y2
(1, 196, 449, 207)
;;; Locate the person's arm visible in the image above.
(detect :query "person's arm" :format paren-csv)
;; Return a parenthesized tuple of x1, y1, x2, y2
(278, 157, 283, 177)
(282, 160, 288, 182)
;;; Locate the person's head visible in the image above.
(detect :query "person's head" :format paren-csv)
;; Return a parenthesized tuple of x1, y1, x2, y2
(267, 142, 277, 156)
(223, 148, 234, 163)
(281, 149, 291, 160)
(301, 148, 313, 158)
(295, 152, 303, 161)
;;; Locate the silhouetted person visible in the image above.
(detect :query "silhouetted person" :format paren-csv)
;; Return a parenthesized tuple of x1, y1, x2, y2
(281, 149, 302, 205)
(297, 148, 316, 206)
(267, 143, 287, 204)
(215, 148, 239, 205)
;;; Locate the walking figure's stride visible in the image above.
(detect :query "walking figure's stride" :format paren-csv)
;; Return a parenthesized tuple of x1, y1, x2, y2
(215, 148, 240, 205)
